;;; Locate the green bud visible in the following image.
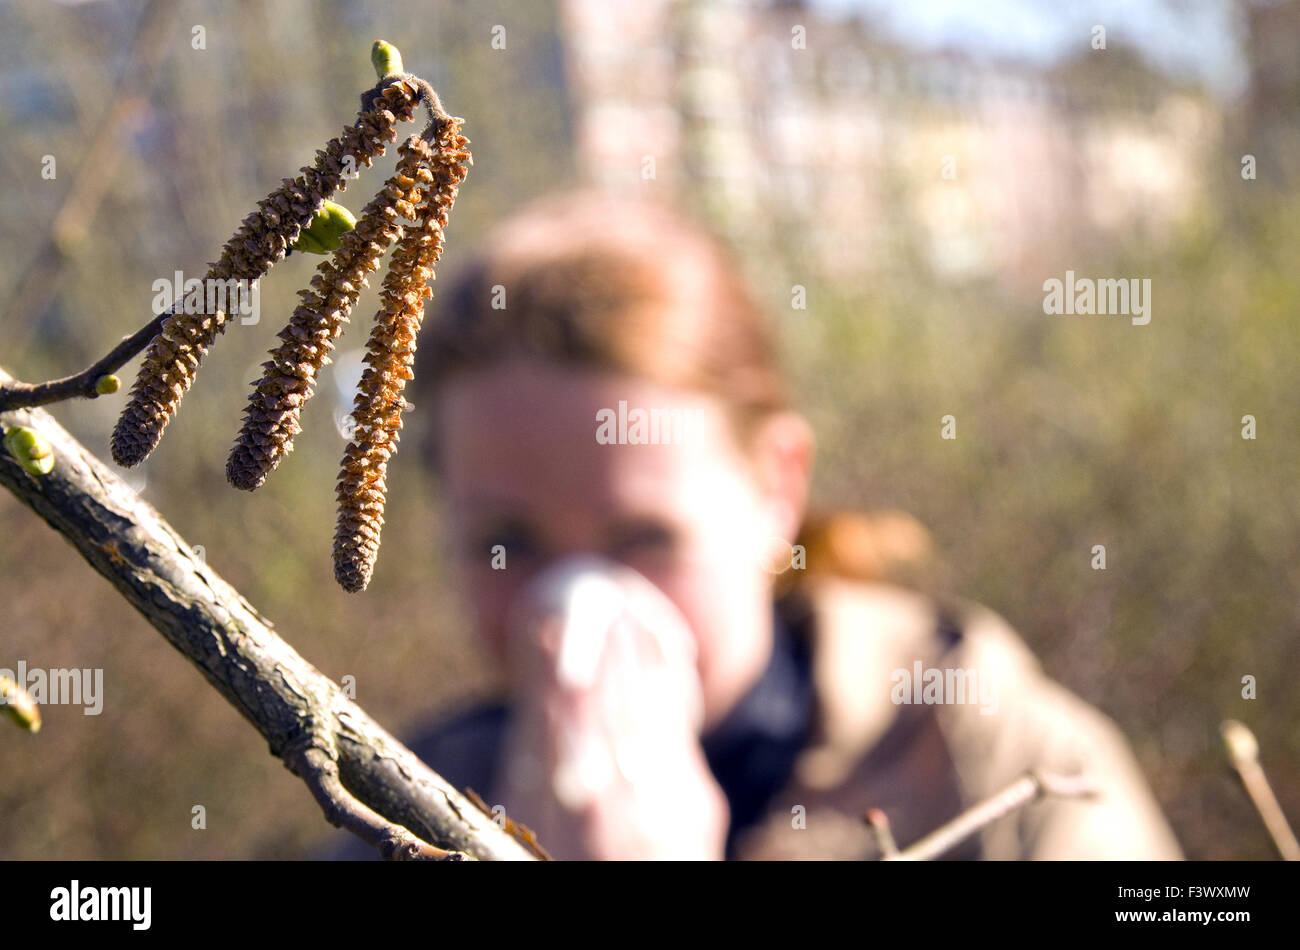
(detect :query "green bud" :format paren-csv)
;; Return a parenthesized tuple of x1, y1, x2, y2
(95, 374, 121, 395)
(371, 40, 404, 79)
(292, 200, 358, 255)
(4, 425, 55, 476)
(0, 675, 41, 733)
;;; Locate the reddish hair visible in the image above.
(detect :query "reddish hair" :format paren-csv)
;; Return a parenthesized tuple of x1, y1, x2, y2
(412, 189, 787, 463)
(412, 189, 934, 591)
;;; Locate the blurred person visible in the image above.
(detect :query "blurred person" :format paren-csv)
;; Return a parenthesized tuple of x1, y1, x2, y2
(340, 190, 1182, 861)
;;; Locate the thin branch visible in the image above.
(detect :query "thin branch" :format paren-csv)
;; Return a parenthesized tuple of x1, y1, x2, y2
(882, 770, 1098, 861)
(1222, 719, 1300, 861)
(0, 308, 173, 412)
(287, 743, 464, 861)
(864, 808, 899, 858)
(0, 366, 537, 861)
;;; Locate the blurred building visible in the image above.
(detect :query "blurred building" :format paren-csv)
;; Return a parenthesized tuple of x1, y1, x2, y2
(1240, 0, 1300, 184)
(559, 0, 1221, 291)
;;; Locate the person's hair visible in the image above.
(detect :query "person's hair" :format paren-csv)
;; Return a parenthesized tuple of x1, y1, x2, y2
(411, 188, 934, 592)
(413, 189, 786, 460)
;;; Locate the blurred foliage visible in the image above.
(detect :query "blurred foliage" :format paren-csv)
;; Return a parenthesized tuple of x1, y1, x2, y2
(776, 181, 1300, 860)
(0, 0, 1296, 861)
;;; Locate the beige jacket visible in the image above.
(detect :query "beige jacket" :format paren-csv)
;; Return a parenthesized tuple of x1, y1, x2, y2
(736, 577, 1183, 860)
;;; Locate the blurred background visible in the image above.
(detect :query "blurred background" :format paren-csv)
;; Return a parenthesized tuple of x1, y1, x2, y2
(0, 0, 1296, 859)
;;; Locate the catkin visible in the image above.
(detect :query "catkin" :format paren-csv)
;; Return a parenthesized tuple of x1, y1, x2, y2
(333, 124, 471, 592)
(226, 163, 420, 490)
(110, 79, 423, 468)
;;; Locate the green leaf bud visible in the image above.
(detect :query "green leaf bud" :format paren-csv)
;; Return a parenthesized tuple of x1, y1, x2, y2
(292, 200, 358, 255)
(4, 425, 55, 476)
(371, 40, 404, 79)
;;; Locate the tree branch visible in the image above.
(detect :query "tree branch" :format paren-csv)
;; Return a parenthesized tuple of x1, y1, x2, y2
(881, 770, 1098, 861)
(0, 309, 171, 412)
(863, 808, 900, 858)
(1221, 719, 1300, 861)
(287, 743, 464, 860)
(0, 365, 537, 861)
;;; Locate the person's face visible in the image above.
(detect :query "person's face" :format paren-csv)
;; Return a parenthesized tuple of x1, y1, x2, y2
(434, 357, 812, 728)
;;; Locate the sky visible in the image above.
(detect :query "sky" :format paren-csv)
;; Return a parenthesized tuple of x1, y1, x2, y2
(810, 0, 1251, 99)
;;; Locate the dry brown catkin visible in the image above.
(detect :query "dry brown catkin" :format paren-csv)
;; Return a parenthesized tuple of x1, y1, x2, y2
(226, 158, 424, 490)
(333, 123, 471, 592)
(110, 78, 423, 469)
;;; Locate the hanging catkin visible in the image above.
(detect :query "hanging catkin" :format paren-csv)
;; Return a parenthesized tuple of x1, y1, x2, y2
(110, 78, 423, 469)
(333, 123, 471, 592)
(226, 160, 422, 490)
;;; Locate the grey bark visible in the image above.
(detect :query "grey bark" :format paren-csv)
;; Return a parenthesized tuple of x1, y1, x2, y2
(0, 366, 536, 861)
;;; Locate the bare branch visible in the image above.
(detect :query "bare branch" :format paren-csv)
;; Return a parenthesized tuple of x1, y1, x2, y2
(287, 744, 464, 861)
(1222, 719, 1300, 861)
(0, 309, 172, 412)
(0, 366, 537, 861)
(864, 808, 899, 858)
(882, 771, 1098, 861)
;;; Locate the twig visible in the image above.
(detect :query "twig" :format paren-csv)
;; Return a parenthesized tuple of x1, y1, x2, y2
(288, 744, 464, 860)
(882, 770, 1098, 861)
(0, 309, 173, 412)
(864, 808, 899, 858)
(1221, 719, 1300, 861)
(0, 366, 537, 861)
